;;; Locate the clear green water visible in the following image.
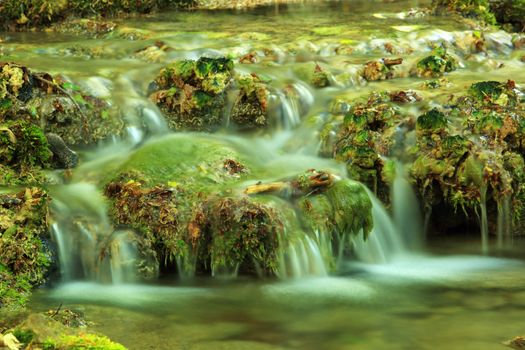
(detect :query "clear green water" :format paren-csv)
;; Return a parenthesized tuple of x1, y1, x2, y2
(3, 0, 525, 348)
(31, 241, 525, 350)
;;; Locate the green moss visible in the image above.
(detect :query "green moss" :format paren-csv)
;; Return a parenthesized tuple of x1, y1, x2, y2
(416, 108, 448, 132)
(469, 80, 518, 106)
(0, 120, 52, 169)
(207, 197, 281, 274)
(0, 62, 122, 147)
(325, 180, 373, 238)
(110, 134, 244, 188)
(42, 333, 127, 350)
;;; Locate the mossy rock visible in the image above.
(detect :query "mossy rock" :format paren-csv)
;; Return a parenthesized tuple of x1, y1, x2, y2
(0, 188, 50, 308)
(0, 62, 123, 146)
(293, 62, 330, 88)
(416, 108, 448, 133)
(469, 80, 518, 106)
(149, 57, 234, 131)
(103, 134, 282, 275)
(327, 94, 402, 196)
(9, 313, 127, 350)
(489, 0, 525, 32)
(0, 0, 194, 30)
(103, 135, 374, 276)
(230, 74, 270, 130)
(413, 50, 458, 78)
(431, 0, 496, 25)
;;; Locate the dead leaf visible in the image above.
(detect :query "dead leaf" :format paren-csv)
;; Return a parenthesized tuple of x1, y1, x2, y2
(0, 333, 21, 350)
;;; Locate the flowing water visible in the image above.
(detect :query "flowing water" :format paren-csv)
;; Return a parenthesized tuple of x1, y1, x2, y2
(3, 0, 525, 348)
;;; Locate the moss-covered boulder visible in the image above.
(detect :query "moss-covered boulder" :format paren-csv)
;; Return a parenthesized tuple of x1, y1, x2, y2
(431, 0, 497, 25)
(326, 94, 404, 196)
(432, 0, 525, 31)
(0, 62, 123, 146)
(5, 313, 127, 350)
(412, 47, 458, 78)
(0, 188, 50, 308)
(103, 135, 373, 276)
(410, 84, 525, 234)
(149, 57, 234, 131)
(321, 81, 525, 236)
(0, 0, 195, 30)
(230, 74, 270, 130)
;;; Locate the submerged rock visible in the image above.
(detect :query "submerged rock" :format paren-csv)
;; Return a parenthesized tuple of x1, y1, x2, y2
(294, 62, 331, 88)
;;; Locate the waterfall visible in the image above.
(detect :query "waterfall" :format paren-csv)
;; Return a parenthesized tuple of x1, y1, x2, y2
(353, 164, 424, 263)
(50, 183, 145, 284)
(352, 189, 406, 263)
(277, 235, 329, 279)
(480, 185, 489, 255)
(497, 195, 512, 249)
(269, 82, 314, 129)
(392, 163, 424, 251)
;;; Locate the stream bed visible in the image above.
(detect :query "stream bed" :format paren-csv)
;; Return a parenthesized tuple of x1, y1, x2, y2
(2, 0, 525, 349)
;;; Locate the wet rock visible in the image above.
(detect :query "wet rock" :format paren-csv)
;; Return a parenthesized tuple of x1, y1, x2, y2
(45, 133, 78, 169)
(361, 58, 403, 82)
(322, 93, 403, 197)
(322, 80, 525, 235)
(294, 62, 331, 88)
(133, 41, 172, 63)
